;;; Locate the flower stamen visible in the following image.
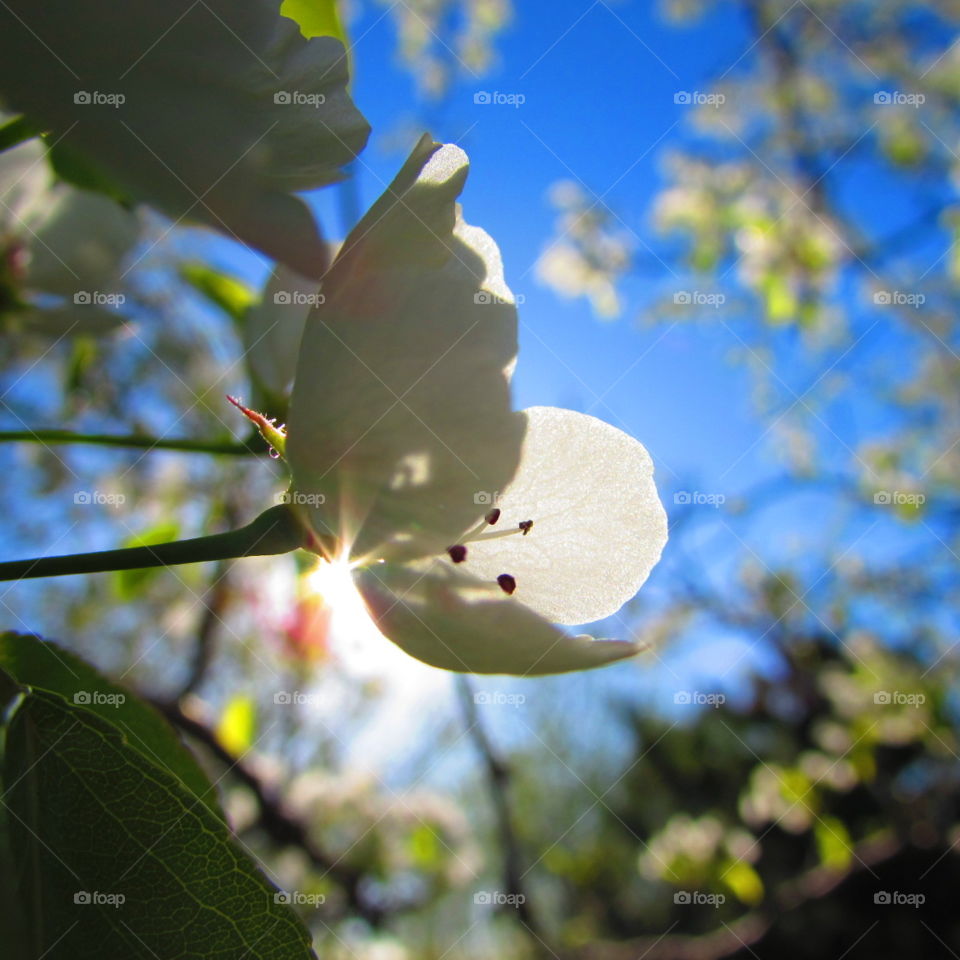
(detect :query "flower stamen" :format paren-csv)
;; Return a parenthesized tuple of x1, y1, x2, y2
(497, 573, 517, 595)
(447, 544, 467, 563)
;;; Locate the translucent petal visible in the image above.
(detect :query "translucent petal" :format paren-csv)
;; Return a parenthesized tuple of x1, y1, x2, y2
(244, 265, 315, 398)
(0, 138, 49, 235)
(24, 186, 139, 298)
(460, 406, 668, 625)
(0, 3, 369, 277)
(355, 562, 642, 676)
(288, 136, 524, 560)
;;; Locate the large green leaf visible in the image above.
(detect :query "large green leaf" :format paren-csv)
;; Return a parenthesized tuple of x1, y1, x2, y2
(3, 688, 316, 960)
(0, 632, 220, 818)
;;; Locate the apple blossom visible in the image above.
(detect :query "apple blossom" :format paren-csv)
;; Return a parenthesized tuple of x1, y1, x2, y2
(0, 0, 370, 278)
(0, 136, 139, 335)
(281, 135, 668, 676)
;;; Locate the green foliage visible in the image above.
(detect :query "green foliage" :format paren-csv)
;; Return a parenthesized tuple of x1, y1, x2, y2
(0, 632, 218, 816)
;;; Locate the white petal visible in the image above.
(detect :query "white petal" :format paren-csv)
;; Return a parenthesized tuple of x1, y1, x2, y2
(0, 138, 49, 235)
(355, 562, 641, 675)
(460, 406, 667, 625)
(244, 265, 314, 398)
(24, 186, 139, 297)
(288, 136, 524, 560)
(0, 6, 369, 277)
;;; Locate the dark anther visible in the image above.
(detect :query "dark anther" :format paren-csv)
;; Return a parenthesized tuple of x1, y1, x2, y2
(497, 573, 517, 595)
(485, 507, 501, 525)
(447, 545, 468, 564)
(519, 520, 533, 535)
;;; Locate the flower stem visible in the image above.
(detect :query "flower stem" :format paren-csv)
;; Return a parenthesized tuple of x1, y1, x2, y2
(0, 505, 306, 581)
(0, 429, 262, 456)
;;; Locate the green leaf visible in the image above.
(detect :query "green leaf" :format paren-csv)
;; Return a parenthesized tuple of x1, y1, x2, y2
(0, 632, 221, 819)
(280, 0, 348, 44)
(46, 141, 132, 207)
(180, 262, 257, 323)
(3, 688, 316, 960)
(0, 114, 41, 153)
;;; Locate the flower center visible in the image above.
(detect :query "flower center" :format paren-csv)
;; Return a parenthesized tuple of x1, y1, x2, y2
(445, 509, 533, 595)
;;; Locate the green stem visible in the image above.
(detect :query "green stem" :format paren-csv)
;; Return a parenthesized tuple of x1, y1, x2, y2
(0, 505, 306, 581)
(0, 429, 262, 456)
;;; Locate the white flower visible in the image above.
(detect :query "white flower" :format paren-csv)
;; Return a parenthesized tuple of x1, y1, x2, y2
(0, 1, 369, 277)
(284, 136, 667, 675)
(0, 137, 138, 335)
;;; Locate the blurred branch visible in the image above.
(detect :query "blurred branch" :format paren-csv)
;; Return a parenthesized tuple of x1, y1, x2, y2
(178, 559, 232, 698)
(456, 676, 552, 954)
(0, 428, 264, 456)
